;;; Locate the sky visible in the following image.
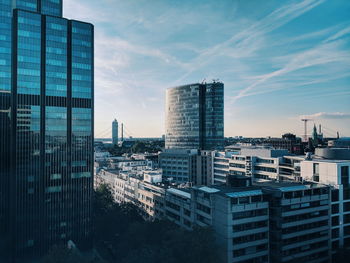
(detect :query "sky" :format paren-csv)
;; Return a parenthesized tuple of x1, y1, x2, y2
(64, 0, 350, 138)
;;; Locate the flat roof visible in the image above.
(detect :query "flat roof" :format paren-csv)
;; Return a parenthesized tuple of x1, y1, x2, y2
(198, 186, 221, 193)
(167, 188, 191, 199)
(305, 158, 350, 163)
(226, 190, 263, 198)
(209, 185, 264, 197)
(255, 180, 326, 191)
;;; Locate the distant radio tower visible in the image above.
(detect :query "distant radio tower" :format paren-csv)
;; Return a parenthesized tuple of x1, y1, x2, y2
(301, 118, 312, 142)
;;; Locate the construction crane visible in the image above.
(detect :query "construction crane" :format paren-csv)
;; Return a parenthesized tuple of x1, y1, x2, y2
(301, 118, 312, 142)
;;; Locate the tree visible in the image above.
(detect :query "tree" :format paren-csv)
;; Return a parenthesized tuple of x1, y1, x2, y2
(41, 245, 99, 263)
(131, 141, 146, 153)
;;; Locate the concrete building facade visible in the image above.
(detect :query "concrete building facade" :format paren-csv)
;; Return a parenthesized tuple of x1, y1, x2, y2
(160, 148, 212, 185)
(260, 182, 331, 263)
(301, 158, 350, 253)
(212, 148, 290, 185)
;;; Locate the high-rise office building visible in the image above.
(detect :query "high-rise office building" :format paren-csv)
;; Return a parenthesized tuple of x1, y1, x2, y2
(165, 82, 224, 150)
(112, 118, 118, 145)
(0, 0, 94, 260)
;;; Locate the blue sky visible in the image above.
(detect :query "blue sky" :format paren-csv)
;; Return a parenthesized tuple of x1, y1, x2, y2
(64, 0, 350, 138)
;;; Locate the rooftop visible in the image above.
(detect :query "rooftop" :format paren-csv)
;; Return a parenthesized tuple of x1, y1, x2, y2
(167, 188, 191, 199)
(205, 185, 264, 198)
(307, 158, 350, 163)
(254, 180, 326, 191)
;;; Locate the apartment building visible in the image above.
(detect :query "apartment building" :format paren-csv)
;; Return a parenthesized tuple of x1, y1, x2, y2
(301, 148, 350, 255)
(259, 181, 331, 263)
(212, 187, 270, 263)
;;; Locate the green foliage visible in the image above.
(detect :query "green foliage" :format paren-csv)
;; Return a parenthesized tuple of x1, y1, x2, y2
(108, 140, 164, 156)
(118, 222, 221, 263)
(41, 245, 104, 263)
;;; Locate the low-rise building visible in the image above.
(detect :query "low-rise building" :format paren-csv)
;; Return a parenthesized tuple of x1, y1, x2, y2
(262, 133, 304, 155)
(95, 168, 166, 220)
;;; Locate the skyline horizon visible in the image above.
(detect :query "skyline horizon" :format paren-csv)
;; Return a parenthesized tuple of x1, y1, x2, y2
(63, 0, 350, 138)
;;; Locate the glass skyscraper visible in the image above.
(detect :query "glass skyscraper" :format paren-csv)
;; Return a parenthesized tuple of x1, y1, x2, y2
(112, 119, 118, 145)
(0, 0, 94, 261)
(165, 82, 224, 150)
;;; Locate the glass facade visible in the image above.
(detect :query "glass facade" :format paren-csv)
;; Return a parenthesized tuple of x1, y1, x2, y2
(45, 16, 67, 97)
(72, 21, 93, 99)
(0, 0, 93, 260)
(0, 0, 12, 91)
(41, 0, 63, 17)
(0, 0, 12, 243)
(165, 82, 224, 150)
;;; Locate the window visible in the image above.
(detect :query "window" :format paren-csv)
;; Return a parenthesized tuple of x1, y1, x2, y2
(341, 166, 349, 186)
(233, 232, 267, 244)
(332, 241, 339, 250)
(231, 198, 238, 205)
(313, 163, 320, 182)
(332, 216, 339, 226)
(239, 197, 249, 204)
(344, 214, 350, 224)
(332, 228, 339, 238)
(332, 189, 339, 202)
(344, 202, 350, 212)
(233, 209, 267, 220)
(332, 204, 339, 214)
(233, 249, 245, 257)
(344, 226, 350, 236)
(251, 195, 262, 202)
(313, 163, 319, 174)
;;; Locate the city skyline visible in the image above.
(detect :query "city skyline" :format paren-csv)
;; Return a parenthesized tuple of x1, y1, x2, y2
(64, 0, 350, 138)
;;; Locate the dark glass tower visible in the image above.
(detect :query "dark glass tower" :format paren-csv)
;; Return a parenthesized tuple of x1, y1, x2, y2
(112, 119, 118, 145)
(165, 82, 224, 150)
(0, 0, 94, 261)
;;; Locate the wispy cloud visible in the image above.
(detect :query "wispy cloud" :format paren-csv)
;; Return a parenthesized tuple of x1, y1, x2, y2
(230, 38, 350, 103)
(64, 0, 350, 137)
(300, 112, 350, 120)
(173, 0, 326, 84)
